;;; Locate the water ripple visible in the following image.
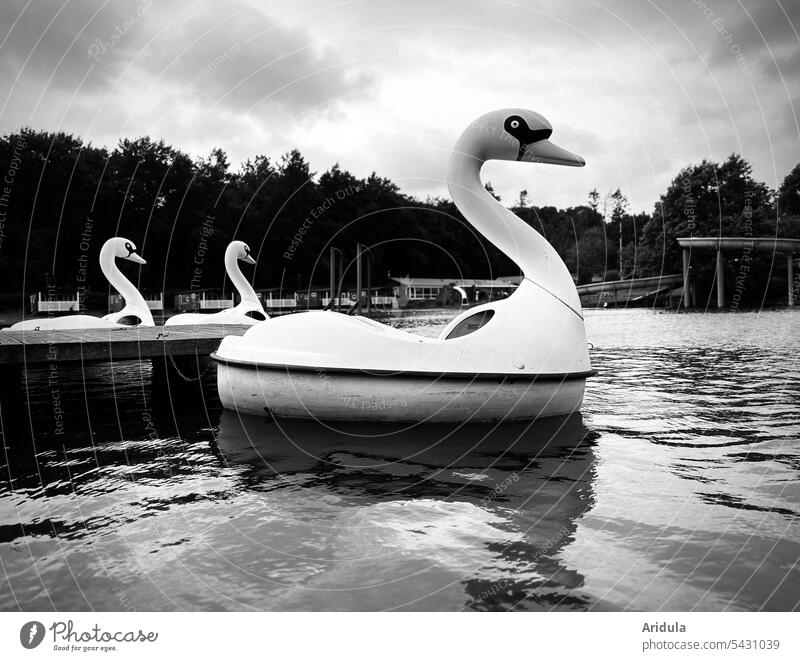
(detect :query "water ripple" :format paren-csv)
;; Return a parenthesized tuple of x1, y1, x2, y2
(0, 308, 798, 611)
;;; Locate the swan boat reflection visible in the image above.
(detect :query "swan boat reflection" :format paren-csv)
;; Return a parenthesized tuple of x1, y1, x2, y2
(212, 411, 600, 610)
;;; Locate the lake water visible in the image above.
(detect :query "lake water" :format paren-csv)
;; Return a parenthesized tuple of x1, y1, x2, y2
(1, 308, 798, 611)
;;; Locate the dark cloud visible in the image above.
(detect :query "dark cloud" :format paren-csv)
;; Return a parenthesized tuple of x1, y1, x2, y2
(0, 0, 797, 211)
(0, 0, 155, 93)
(0, 0, 375, 117)
(776, 94, 800, 139)
(767, 39, 800, 81)
(703, 0, 800, 80)
(677, 100, 749, 127)
(138, 2, 375, 117)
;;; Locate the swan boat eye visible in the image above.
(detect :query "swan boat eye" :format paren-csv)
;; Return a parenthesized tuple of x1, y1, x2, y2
(124, 241, 134, 255)
(505, 115, 554, 160)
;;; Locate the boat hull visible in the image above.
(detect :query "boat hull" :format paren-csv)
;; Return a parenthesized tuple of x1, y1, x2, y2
(214, 358, 588, 423)
(3, 315, 151, 331)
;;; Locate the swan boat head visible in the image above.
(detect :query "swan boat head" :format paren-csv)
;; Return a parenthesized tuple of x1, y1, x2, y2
(213, 109, 593, 422)
(228, 240, 257, 266)
(100, 237, 154, 326)
(453, 109, 585, 167)
(105, 237, 147, 265)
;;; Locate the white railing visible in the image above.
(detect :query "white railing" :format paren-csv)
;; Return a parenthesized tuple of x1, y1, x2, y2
(200, 296, 234, 310)
(109, 293, 164, 311)
(264, 298, 297, 308)
(145, 293, 164, 310)
(37, 292, 81, 312)
(321, 297, 354, 307)
(320, 296, 396, 307)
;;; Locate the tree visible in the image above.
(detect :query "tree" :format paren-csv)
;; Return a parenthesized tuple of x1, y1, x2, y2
(778, 163, 800, 216)
(576, 226, 608, 283)
(637, 153, 777, 304)
(607, 189, 629, 276)
(608, 189, 629, 223)
(587, 188, 600, 213)
(1, 127, 795, 311)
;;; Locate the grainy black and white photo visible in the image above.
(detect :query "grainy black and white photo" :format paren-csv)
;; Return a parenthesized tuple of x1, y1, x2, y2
(0, 0, 798, 656)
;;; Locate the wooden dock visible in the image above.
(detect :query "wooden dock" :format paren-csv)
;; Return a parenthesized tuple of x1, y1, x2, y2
(0, 324, 251, 365)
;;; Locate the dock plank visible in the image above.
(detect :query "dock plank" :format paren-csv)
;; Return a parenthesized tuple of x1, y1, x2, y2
(0, 332, 24, 346)
(0, 324, 251, 365)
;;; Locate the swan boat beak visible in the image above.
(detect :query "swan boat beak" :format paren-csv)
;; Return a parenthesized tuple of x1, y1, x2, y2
(522, 139, 585, 167)
(243, 254, 256, 265)
(126, 252, 147, 265)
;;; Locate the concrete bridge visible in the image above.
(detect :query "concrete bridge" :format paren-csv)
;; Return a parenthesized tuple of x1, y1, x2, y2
(677, 237, 800, 308)
(577, 274, 683, 307)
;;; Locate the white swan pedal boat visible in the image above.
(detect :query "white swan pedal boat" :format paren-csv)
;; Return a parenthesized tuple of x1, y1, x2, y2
(3, 237, 153, 331)
(213, 109, 595, 423)
(165, 241, 267, 327)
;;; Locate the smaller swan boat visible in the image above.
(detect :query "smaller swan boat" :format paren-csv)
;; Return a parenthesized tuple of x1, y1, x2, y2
(165, 241, 267, 327)
(4, 237, 153, 331)
(213, 109, 594, 423)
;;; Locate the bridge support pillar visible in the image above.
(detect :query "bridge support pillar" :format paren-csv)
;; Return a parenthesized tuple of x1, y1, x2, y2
(356, 243, 362, 315)
(682, 247, 691, 309)
(789, 254, 795, 307)
(716, 249, 725, 309)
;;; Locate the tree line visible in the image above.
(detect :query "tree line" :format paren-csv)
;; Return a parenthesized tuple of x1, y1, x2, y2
(0, 128, 798, 309)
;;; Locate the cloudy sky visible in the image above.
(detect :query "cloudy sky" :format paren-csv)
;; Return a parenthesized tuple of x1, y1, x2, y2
(1, 0, 798, 212)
